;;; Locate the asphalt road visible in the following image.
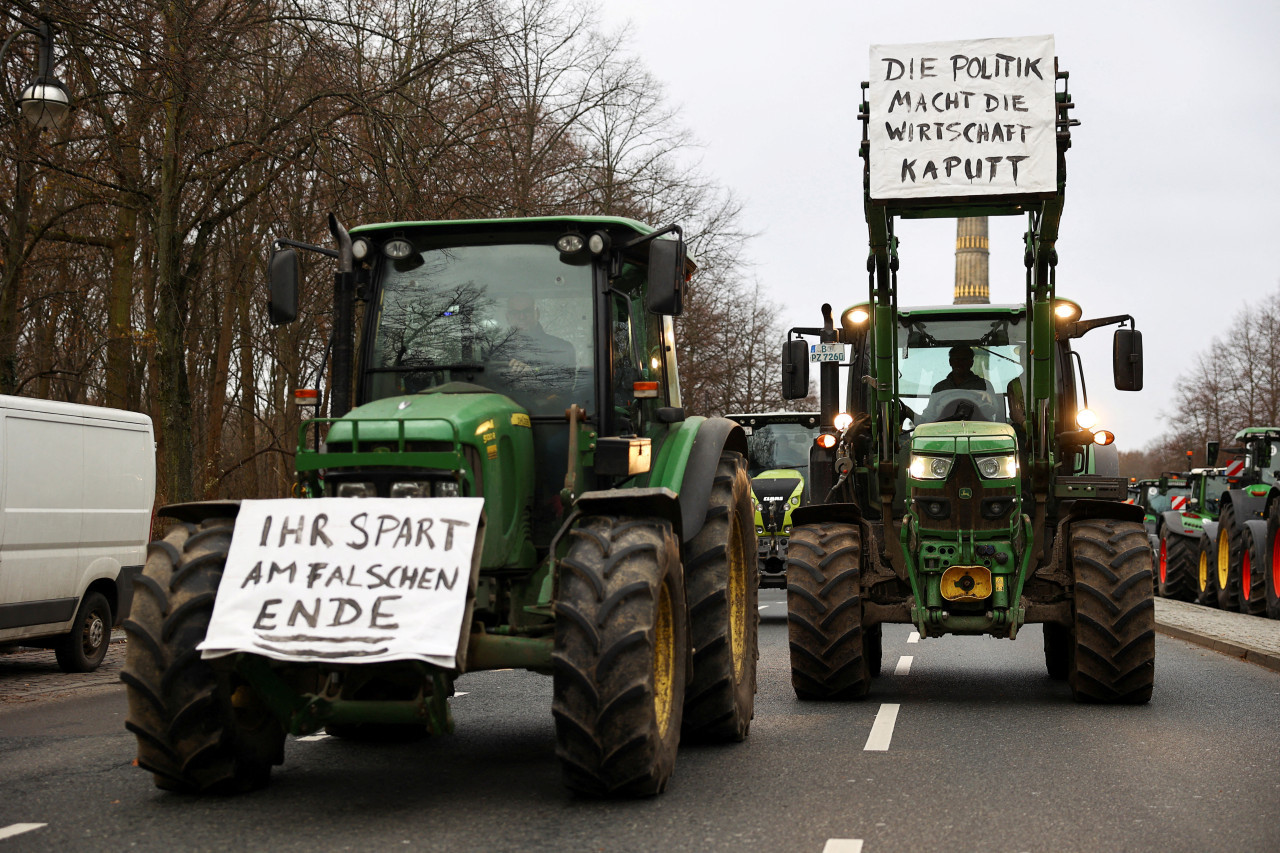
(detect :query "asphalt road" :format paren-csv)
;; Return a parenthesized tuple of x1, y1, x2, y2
(1, 590, 1278, 852)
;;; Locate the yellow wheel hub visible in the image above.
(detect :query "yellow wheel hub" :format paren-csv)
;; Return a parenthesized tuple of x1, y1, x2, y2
(653, 582, 675, 738)
(1217, 530, 1231, 589)
(727, 511, 748, 680)
(1199, 550, 1209, 592)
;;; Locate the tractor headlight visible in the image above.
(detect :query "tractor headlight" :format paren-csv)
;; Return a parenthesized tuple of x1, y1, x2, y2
(336, 481, 377, 498)
(434, 480, 461, 497)
(390, 480, 430, 498)
(909, 454, 953, 480)
(834, 412, 854, 432)
(975, 454, 1018, 480)
(791, 496, 801, 506)
(1075, 408, 1099, 430)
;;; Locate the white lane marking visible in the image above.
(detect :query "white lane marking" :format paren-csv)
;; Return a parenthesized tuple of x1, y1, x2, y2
(297, 733, 329, 742)
(454, 691, 469, 697)
(894, 655, 913, 676)
(864, 703, 900, 751)
(0, 825, 47, 841)
(907, 631, 920, 643)
(758, 604, 770, 610)
(822, 840, 864, 853)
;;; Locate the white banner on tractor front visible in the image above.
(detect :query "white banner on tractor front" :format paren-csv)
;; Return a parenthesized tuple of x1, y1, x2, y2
(868, 35, 1057, 200)
(199, 498, 484, 669)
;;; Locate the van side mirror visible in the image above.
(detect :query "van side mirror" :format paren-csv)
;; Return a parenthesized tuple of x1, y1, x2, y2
(782, 339, 810, 400)
(646, 238, 685, 316)
(268, 248, 300, 325)
(1206, 440, 1220, 467)
(1113, 328, 1143, 391)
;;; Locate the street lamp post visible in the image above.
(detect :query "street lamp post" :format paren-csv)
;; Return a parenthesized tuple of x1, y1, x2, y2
(1, 14, 73, 129)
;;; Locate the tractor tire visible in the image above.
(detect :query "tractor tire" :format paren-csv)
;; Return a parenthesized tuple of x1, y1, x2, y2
(1195, 534, 1218, 607)
(54, 592, 112, 673)
(1067, 518, 1155, 704)
(1043, 622, 1071, 681)
(1239, 522, 1269, 616)
(121, 518, 285, 793)
(680, 451, 758, 742)
(1158, 530, 1197, 602)
(1266, 505, 1280, 620)
(552, 515, 687, 797)
(786, 522, 870, 700)
(1215, 503, 1242, 611)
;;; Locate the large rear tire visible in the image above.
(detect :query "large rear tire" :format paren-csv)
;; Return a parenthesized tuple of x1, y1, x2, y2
(786, 522, 870, 700)
(1067, 519, 1154, 704)
(681, 452, 758, 742)
(54, 592, 112, 673)
(1215, 503, 1242, 610)
(1239, 522, 1268, 615)
(1159, 530, 1197, 602)
(1195, 534, 1218, 607)
(1267, 506, 1280, 620)
(552, 516, 687, 797)
(122, 518, 285, 793)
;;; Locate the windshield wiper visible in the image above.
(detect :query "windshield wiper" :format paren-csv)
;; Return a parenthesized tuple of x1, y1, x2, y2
(972, 345, 1020, 366)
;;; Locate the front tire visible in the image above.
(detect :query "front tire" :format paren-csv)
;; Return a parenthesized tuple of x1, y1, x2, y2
(786, 522, 870, 700)
(121, 518, 285, 793)
(1267, 506, 1280, 620)
(55, 592, 112, 673)
(1239, 522, 1268, 615)
(1068, 519, 1155, 704)
(1195, 534, 1218, 607)
(681, 451, 758, 742)
(552, 516, 688, 797)
(1159, 530, 1197, 602)
(1215, 503, 1242, 610)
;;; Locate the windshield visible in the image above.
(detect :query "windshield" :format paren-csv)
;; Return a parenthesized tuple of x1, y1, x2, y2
(1147, 484, 1190, 514)
(367, 242, 593, 417)
(1202, 475, 1229, 514)
(897, 313, 1027, 426)
(746, 423, 816, 479)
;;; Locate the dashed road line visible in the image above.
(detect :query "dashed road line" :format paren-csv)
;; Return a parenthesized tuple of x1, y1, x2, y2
(822, 839, 863, 853)
(297, 733, 329, 742)
(907, 631, 920, 643)
(863, 703, 900, 751)
(758, 604, 770, 610)
(0, 824, 47, 841)
(894, 655, 913, 676)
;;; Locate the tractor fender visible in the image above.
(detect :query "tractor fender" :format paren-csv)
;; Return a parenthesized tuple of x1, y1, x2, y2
(676, 417, 748, 543)
(1200, 520, 1219, 549)
(1065, 498, 1145, 526)
(1224, 487, 1272, 522)
(1243, 518, 1271, 564)
(571, 487, 682, 539)
(791, 502, 864, 527)
(156, 500, 244, 524)
(1160, 510, 1190, 536)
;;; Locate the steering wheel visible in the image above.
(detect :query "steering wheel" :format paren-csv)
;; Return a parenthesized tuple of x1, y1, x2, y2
(920, 389, 998, 424)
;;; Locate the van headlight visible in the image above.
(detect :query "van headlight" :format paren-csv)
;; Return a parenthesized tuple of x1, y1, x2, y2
(975, 454, 1018, 479)
(909, 454, 953, 480)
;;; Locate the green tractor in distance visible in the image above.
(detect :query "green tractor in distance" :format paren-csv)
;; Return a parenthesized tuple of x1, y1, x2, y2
(122, 215, 759, 796)
(778, 43, 1153, 704)
(1209, 428, 1280, 618)
(1153, 469, 1226, 602)
(726, 412, 820, 587)
(1132, 473, 1189, 591)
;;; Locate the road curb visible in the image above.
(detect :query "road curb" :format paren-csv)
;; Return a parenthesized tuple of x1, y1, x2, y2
(1155, 621, 1280, 673)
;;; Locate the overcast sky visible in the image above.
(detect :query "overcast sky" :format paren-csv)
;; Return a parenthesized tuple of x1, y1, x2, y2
(597, 0, 1280, 451)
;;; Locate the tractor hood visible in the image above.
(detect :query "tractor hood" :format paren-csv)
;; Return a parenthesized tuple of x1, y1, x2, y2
(325, 383, 531, 450)
(911, 421, 1017, 456)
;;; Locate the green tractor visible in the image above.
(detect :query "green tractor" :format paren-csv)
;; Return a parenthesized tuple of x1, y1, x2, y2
(726, 412, 820, 587)
(1153, 468, 1225, 602)
(777, 46, 1153, 703)
(1131, 473, 1189, 591)
(1208, 429, 1280, 618)
(122, 215, 759, 796)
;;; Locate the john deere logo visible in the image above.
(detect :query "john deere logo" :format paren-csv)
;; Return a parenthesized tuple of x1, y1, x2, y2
(959, 487, 973, 499)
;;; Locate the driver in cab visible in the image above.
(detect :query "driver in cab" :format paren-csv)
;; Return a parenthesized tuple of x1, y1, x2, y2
(932, 345, 994, 394)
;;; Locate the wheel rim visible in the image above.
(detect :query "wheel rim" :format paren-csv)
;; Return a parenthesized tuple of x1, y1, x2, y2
(84, 611, 105, 656)
(1199, 550, 1209, 592)
(652, 581, 675, 739)
(1273, 526, 1280, 599)
(1217, 529, 1231, 589)
(1159, 539, 1168, 583)
(727, 511, 748, 681)
(1242, 545, 1252, 600)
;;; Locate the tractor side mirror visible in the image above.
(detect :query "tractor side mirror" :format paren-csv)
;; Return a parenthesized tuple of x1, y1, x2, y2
(646, 238, 685, 316)
(268, 248, 300, 325)
(1206, 440, 1220, 467)
(782, 339, 810, 400)
(1113, 328, 1143, 391)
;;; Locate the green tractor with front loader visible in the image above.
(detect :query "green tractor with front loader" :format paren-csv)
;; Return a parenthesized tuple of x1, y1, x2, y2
(1207, 428, 1280, 618)
(778, 36, 1153, 703)
(726, 412, 820, 587)
(122, 215, 759, 796)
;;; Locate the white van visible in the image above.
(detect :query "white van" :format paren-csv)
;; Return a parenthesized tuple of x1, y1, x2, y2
(0, 396, 155, 672)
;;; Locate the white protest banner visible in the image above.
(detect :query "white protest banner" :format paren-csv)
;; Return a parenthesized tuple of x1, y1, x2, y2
(199, 497, 485, 669)
(868, 35, 1056, 200)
